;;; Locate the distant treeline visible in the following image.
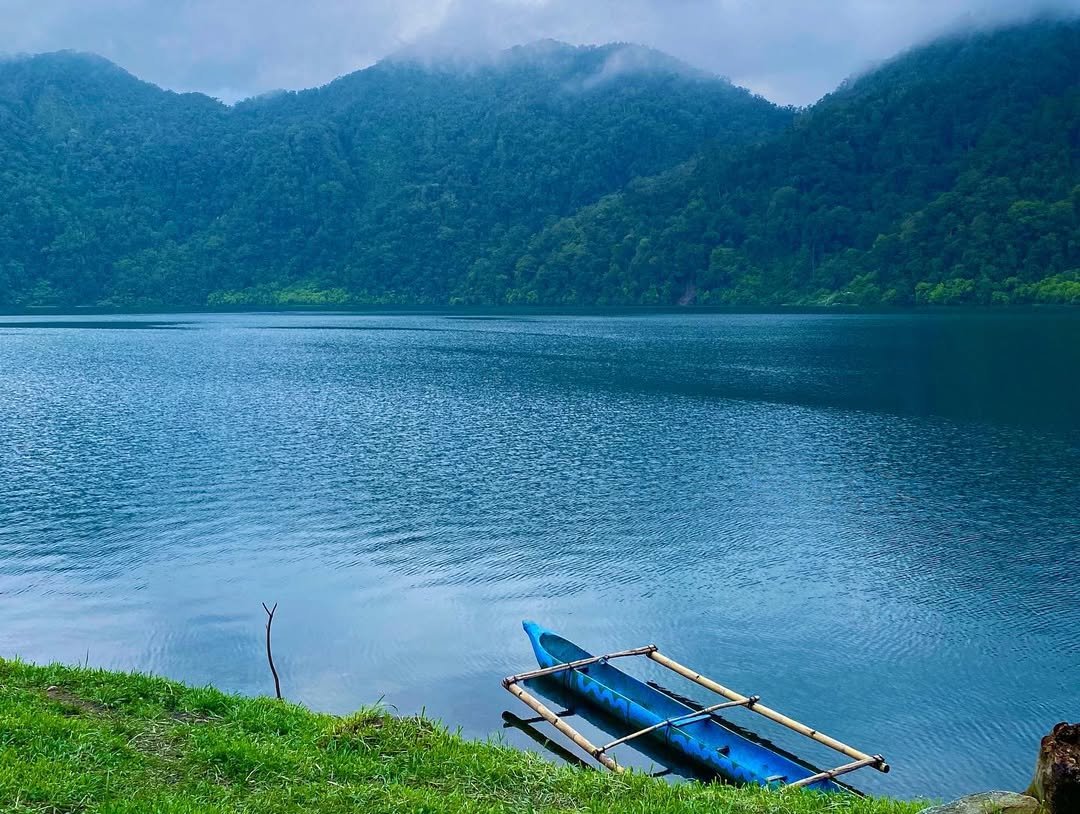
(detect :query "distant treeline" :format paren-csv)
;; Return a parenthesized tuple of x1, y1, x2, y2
(0, 22, 1077, 309)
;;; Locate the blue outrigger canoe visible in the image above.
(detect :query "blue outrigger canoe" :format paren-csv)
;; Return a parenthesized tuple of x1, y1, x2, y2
(515, 621, 881, 792)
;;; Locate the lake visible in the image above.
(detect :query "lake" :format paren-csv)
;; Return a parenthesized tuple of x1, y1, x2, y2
(1, 310, 1077, 800)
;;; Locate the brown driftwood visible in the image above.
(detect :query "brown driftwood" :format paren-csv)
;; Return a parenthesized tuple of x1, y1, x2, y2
(1027, 721, 1080, 814)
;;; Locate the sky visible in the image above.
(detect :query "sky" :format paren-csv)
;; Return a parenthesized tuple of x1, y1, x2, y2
(1, 0, 1077, 105)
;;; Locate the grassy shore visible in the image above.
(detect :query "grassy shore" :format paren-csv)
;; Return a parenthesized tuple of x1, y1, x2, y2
(0, 658, 924, 814)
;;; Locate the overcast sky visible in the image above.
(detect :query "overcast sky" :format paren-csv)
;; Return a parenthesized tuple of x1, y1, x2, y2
(1, 0, 1077, 105)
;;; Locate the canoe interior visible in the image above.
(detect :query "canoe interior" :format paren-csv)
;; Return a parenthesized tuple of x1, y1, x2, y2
(522, 621, 848, 793)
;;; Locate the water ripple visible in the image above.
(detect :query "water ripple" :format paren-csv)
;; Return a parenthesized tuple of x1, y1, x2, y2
(0, 311, 1078, 800)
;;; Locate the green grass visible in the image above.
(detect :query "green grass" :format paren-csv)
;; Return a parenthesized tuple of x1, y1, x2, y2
(0, 659, 924, 814)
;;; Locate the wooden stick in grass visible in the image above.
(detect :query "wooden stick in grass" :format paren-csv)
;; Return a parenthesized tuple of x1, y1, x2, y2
(262, 602, 282, 700)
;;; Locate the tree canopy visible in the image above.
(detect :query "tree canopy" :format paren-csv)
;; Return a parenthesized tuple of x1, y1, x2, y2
(503, 21, 1080, 307)
(1, 22, 1077, 309)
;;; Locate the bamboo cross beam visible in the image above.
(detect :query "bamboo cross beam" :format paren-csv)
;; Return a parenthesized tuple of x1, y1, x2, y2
(597, 696, 760, 754)
(503, 680, 623, 773)
(647, 650, 889, 773)
(785, 756, 887, 789)
(503, 645, 657, 685)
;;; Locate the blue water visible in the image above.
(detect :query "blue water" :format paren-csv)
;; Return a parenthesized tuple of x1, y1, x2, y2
(1, 311, 1077, 799)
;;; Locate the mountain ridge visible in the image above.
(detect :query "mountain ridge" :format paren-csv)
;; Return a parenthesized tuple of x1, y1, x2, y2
(3, 40, 734, 107)
(0, 37, 787, 306)
(0, 21, 1076, 308)
(499, 19, 1079, 306)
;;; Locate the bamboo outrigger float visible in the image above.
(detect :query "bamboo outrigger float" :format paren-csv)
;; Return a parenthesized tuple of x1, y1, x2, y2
(503, 622, 889, 792)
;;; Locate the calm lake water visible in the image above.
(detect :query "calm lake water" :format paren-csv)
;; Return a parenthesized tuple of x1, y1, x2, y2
(1, 311, 1078, 799)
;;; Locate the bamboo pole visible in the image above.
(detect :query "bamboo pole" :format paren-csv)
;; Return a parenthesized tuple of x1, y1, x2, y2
(510, 710, 576, 726)
(786, 756, 886, 789)
(503, 680, 623, 773)
(503, 646, 657, 685)
(598, 697, 759, 753)
(648, 650, 889, 773)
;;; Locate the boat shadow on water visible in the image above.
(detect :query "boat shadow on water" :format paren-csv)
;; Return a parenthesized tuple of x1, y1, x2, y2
(503, 674, 719, 782)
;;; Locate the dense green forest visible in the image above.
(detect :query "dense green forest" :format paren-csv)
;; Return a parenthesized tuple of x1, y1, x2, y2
(504, 21, 1080, 306)
(0, 43, 788, 307)
(0, 21, 1077, 308)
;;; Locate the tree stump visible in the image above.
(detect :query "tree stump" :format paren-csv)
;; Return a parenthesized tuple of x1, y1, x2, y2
(1027, 722, 1080, 814)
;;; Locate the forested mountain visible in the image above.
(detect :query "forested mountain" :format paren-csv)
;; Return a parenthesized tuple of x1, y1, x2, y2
(504, 20, 1080, 306)
(0, 43, 788, 307)
(1, 20, 1078, 309)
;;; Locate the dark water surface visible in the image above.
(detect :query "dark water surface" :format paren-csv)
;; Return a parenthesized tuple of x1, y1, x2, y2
(1, 311, 1078, 799)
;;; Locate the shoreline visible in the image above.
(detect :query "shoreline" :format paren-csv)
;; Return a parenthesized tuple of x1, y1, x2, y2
(2, 303, 1079, 320)
(0, 657, 925, 813)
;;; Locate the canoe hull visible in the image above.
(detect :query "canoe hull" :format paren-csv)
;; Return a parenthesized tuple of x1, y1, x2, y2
(522, 621, 845, 793)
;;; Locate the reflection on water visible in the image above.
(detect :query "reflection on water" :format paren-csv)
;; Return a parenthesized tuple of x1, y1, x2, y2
(1, 311, 1078, 800)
